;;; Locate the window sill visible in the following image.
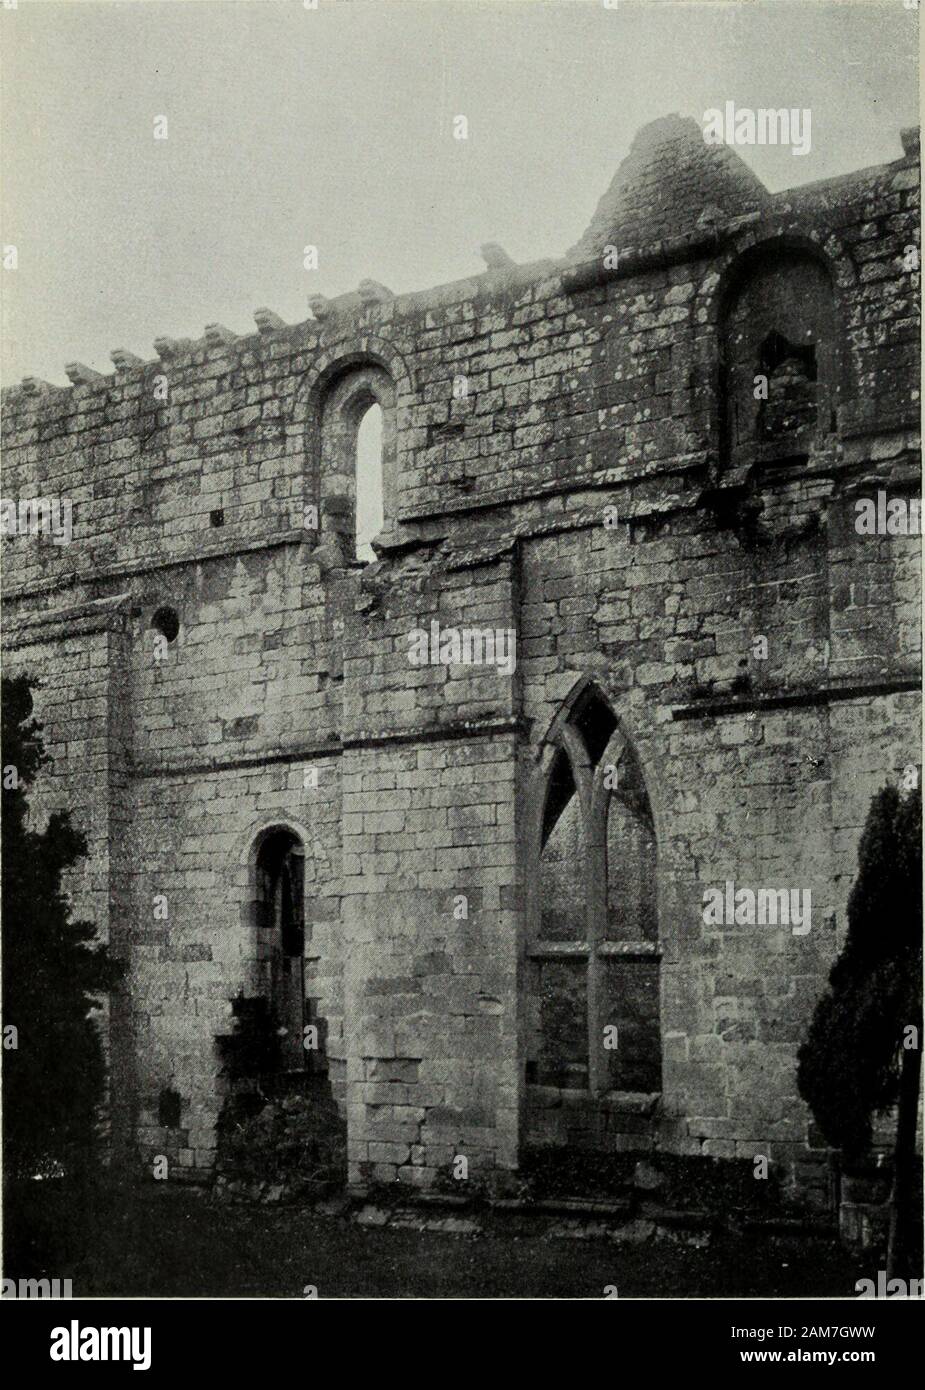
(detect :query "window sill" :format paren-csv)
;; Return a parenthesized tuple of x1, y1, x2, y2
(528, 940, 661, 959)
(529, 940, 589, 957)
(599, 941, 661, 959)
(728, 432, 840, 474)
(526, 1084, 661, 1115)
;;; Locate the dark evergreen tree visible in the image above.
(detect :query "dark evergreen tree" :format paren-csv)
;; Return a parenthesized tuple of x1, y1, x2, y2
(1, 675, 123, 1179)
(797, 782, 922, 1274)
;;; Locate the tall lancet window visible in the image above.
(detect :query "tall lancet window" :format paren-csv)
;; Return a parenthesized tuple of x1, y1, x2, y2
(317, 362, 395, 563)
(535, 751, 590, 1088)
(526, 689, 661, 1097)
(355, 402, 384, 562)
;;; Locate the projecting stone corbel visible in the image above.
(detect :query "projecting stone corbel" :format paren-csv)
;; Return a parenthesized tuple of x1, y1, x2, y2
(480, 242, 516, 271)
(64, 362, 105, 385)
(154, 337, 186, 359)
(307, 294, 333, 321)
(204, 324, 237, 347)
(357, 279, 394, 304)
(253, 308, 286, 334)
(110, 349, 146, 371)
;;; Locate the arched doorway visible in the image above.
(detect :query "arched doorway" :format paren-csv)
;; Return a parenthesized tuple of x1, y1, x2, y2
(254, 827, 306, 1070)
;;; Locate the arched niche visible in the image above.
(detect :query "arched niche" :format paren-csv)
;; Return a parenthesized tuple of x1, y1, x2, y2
(719, 243, 839, 470)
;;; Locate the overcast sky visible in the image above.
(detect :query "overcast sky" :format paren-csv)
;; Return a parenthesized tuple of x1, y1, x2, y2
(0, 0, 919, 386)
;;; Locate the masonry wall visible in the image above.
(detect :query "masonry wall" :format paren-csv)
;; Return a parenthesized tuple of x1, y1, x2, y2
(2, 115, 920, 1195)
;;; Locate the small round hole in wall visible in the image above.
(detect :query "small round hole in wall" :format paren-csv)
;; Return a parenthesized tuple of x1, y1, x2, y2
(151, 606, 181, 643)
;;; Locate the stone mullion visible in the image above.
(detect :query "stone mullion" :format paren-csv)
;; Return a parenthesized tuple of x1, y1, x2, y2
(587, 735, 624, 1098)
(585, 803, 609, 1096)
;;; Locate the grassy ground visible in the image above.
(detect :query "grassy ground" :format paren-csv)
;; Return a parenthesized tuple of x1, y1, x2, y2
(5, 1181, 870, 1299)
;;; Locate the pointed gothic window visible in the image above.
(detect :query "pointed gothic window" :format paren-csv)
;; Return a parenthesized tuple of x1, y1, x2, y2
(527, 689, 661, 1098)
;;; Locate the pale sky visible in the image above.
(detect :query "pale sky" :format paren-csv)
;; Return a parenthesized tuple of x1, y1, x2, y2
(0, 0, 919, 386)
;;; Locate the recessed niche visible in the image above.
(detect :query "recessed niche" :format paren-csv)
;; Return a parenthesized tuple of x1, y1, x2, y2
(158, 1087, 182, 1128)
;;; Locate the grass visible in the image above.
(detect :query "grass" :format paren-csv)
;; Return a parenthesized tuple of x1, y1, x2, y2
(4, 1179, 870, 1299)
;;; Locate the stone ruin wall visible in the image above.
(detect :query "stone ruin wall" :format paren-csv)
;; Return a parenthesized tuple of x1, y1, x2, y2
(1, 116, 920, 1199)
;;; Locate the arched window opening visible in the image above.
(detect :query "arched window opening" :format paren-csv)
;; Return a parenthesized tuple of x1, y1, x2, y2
(255, 829, 306, 1071)
(722, 249, 836, 469)
(756, 330, 818, 443)
(355, 402, 384, 563)
(604, 753, 660, 1094)
(527, 689, 661, 1105)
(541, 747, 578, 850)
(317, 362, 395, 564)
(602, 737, 656, 939)
(573, 692, 617, 768)
(151, 606, 180, 643)
(541, 779, 586, 941)
(532, 757, 589, 1090)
